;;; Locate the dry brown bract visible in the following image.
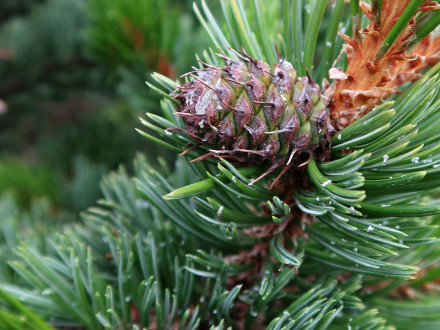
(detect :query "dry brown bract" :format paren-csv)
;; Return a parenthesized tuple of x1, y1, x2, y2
(331, 0, 440, 130)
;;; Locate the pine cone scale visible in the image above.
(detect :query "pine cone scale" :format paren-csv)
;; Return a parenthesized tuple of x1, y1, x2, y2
(244, 74, 265, 104)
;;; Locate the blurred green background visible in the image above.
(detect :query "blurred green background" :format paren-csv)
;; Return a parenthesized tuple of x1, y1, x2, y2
(0, 0, 209, 218)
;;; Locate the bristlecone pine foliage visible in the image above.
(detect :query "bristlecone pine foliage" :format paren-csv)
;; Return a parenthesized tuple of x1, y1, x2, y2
(2, 1, 440, 329)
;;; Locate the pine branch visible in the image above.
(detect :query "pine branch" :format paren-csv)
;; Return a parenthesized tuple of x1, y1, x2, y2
(2, 1, 440, 328)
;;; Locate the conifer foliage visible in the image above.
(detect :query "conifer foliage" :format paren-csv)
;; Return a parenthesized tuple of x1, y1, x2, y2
(2, 1, 440, 329)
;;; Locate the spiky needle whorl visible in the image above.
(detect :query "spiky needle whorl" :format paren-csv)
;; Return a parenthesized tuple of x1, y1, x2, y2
(173, 50, 329, 182)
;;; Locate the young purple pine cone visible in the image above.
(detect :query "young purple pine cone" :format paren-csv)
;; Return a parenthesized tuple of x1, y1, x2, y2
(173, 50, 329, 183)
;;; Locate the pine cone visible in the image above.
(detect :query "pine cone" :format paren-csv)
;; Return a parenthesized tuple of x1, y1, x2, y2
(174, 51, 329, 170)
